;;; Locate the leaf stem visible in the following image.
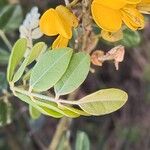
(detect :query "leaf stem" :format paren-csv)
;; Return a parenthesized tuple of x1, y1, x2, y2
(0, 30, 12, 51)
(13, 87, 78, 105)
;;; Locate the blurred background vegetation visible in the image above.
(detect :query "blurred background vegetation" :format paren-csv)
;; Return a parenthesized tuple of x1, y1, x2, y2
(0, 0, 150, 150)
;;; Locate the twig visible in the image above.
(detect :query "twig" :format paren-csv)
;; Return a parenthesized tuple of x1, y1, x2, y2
(48, 90, 79, 150)
(48, 117, 72, 150)
(13, 87, 78, 105)
(81, 0, 92, 52)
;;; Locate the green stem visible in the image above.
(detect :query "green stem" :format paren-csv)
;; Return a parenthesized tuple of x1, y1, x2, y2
(0, 30, 12, 51)
(49, 117, 72, 150)
(13, 87, 78, 105)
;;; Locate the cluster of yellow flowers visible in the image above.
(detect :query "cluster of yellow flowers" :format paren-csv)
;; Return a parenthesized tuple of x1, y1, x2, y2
(39, 0, 150, 48)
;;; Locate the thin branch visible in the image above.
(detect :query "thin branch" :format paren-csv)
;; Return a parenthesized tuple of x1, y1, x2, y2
(48, 90, 79, 150)
(48, 117, 72, 150)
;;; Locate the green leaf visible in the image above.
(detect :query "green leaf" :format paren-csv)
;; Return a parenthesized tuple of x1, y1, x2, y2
(29, 105, 41, 120)
(119, 29, 141, 48)
(36, 99, 80, 118)
(0, 100, 13, 127)
(30, 48, 73, 92)
(15, 92, 63, 118)
(58, 104, 90, 116)
(16, 92, 79, 118)
(54, 52, 90, 96)
(7, 38, 27, 81)
(78, 88, 128, 115)
(27, 42, 47, 65)
(12, 57, 29, 82)
(0, 5, 23, 32)
(0, 48, 9, 65)
(75, 131, 90, 150)
(0, 72, 7, 93)
(12, 42, 47, 83)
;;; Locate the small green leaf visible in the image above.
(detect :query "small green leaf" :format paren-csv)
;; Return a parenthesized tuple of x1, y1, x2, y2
(30, 48, 73, 92)
(0, 5, 23, 32)
(7, 38, 27, 81)
(15, 92, 63, 118)
(78, 88, 128, 115)
(75, 131, 90, 150)
(29, 105, 41, 119)
(119, 29, 141, 48)
(36, 99, 80, 118)
(58, 104, 90, 116)
(0, 100, 13, 127)
(54, 52, 90, 96)
(27, 42, 47, 65)
(12, 42, 47, 83)
(12, 57, 29, 82)
(0, 49, 9, 65)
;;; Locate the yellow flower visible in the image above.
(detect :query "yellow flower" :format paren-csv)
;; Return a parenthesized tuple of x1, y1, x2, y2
(137, 0, 150, 14)
(91, 0, 146, 32)
(39, 5, 78, 49)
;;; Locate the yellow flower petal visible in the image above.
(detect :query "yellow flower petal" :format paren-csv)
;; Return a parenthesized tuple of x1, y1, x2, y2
(55, 7, 72, 39)
(121, 6, 145, 30)
(101, 30, 123, 42)
(125, 0, 141, 4)
(93, 0, 127, 9)
(56, 5, 78, 28)
(137, 0, 150, 14)
(52, 35, 69, 49)
(91, 2, 122, 32)
(39, 9, 59, 36)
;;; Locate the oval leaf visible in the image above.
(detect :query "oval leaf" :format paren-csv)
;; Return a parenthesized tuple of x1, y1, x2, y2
(119, 29, 141, 48)
(58, 104, 90, 116)
(54, 52, 90, 96)
(78, 88, 128, 115)
(30, 48, 73, 92)
(75, 131, 90, 150)
(7, 38, 27, 81)
(12, 57, 29, 82)
(27, 42, 47, 65)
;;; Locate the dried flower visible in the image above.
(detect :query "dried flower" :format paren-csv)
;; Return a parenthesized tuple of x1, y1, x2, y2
(91, 45, 125, 70)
